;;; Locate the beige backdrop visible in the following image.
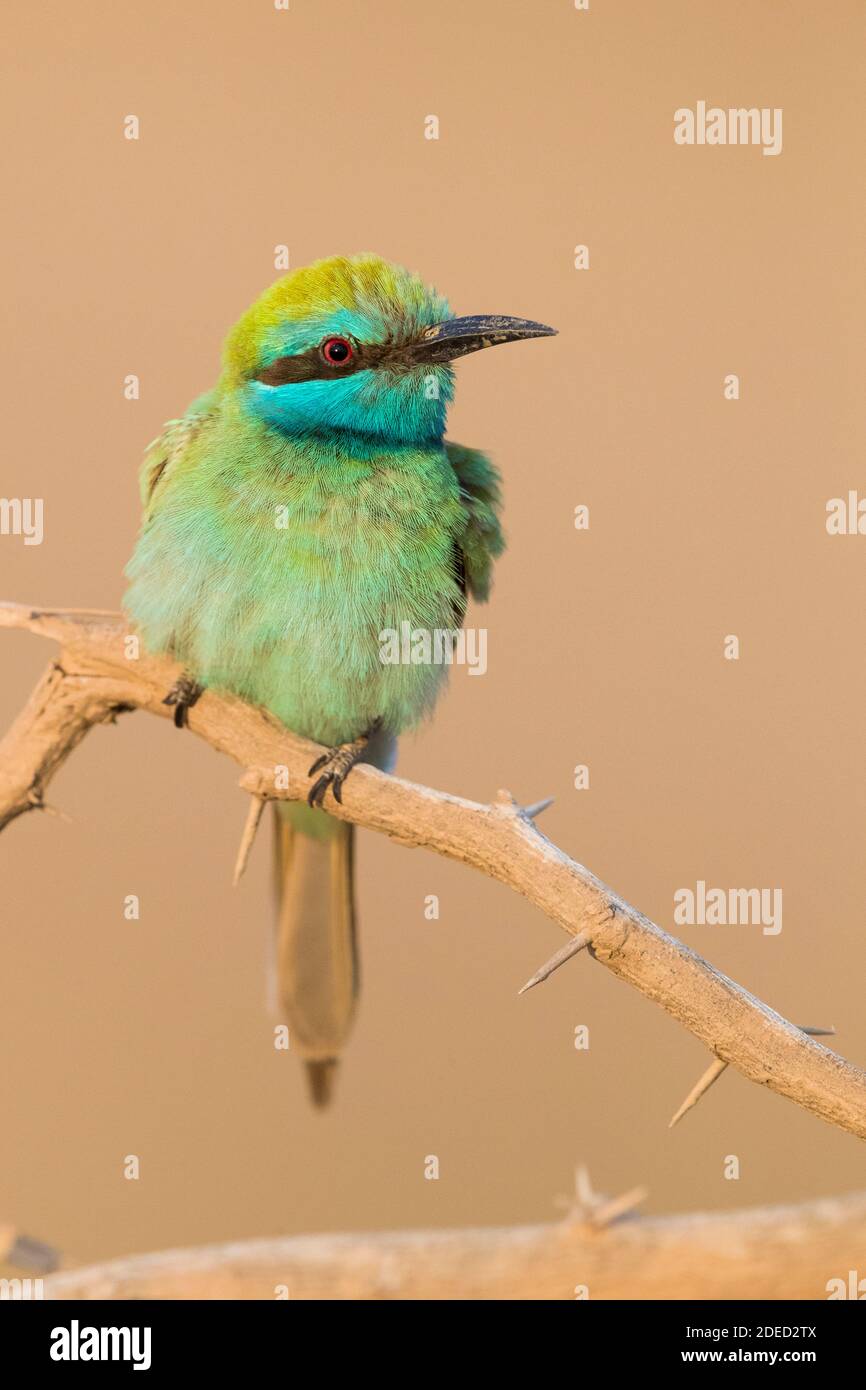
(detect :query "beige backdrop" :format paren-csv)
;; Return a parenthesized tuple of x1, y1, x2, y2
(2, 0, 865, 1271)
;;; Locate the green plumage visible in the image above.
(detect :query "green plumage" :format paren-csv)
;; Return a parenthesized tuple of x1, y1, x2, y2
(123, 254, 522, 1104)
(128, 396, 500, 748)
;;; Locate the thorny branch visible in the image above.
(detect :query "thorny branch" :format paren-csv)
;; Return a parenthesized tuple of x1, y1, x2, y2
(2, 601, 866, 1140)
(37, 1188, 866, 1301)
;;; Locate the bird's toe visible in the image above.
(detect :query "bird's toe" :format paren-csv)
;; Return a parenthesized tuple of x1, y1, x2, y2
(307, 773, 332, 808)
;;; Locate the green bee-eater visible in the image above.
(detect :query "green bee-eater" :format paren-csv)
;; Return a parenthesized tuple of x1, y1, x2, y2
(124, 254, 555, 1105)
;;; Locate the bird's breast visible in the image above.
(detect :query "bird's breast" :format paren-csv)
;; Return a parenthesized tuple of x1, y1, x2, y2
(132, 451, 466, 745)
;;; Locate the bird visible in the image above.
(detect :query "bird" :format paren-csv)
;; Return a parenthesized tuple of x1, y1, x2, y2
(124, 254, 555, 1106)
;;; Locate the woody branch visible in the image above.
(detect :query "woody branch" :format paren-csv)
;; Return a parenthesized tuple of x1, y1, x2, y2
(35, 1188, 866, 1301)
(2, 600, 866, 1141)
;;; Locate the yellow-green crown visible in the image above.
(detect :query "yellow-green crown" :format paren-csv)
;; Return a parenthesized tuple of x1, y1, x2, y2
(223, 254, 449, 379)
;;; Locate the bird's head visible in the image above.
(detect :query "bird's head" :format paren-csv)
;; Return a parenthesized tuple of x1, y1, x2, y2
(221, 254, 555, 445)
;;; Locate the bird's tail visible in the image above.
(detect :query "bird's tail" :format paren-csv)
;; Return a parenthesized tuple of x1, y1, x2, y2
(272, 803, 358, 1108)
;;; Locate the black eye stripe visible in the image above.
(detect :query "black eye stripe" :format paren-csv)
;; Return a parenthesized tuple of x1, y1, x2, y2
(253, 353, 323, 385)
(253, 339, 394, 385)
(254, 348, 361, 385)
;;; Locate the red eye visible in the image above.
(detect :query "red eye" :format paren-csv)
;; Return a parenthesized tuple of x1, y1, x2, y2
(321, 336, 354, 366)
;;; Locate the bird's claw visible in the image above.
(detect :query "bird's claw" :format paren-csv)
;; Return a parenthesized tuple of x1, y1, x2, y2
(162, 675, 203, 729)
(306, 720, 382, 808)
(306, 750, 354, 807)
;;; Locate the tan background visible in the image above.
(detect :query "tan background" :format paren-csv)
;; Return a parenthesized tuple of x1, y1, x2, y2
(2, 0, 865, 1270)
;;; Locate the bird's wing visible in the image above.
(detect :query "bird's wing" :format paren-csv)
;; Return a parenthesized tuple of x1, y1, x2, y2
(139, 390, 218, 519)
(445, 441, 505, 617)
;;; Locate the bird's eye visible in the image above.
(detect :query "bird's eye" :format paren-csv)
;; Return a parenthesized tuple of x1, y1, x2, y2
(321, 336, 354, 366)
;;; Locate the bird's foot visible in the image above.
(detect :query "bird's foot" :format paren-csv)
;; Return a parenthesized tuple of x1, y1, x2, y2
(307, 718, 383, 807)
(162, 674, 204, 728)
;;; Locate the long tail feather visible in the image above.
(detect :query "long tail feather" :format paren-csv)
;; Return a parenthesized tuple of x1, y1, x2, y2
(273, 807, 358, 1107)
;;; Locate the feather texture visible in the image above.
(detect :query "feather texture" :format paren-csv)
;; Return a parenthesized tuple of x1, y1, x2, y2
(123, 255, 506, 1102)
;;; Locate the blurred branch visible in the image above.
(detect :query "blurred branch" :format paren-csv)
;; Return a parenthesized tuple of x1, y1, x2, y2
(41, 1190, 866, 1300)
(2, 601, 866, 1140)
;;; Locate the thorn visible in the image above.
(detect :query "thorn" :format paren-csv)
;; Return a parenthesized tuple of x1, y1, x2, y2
(668, 1058, 728, 1129)
(28, 789, 72, 823)
(590, 1185, 648, 1230)
(575, 1163, 594, 1209)
(521, 796, 554, 820)
(555, 1165, 647, 1230)
(668, 1023, 837, 1129)
(494, 788, 518, 809)
(554, 1163, 596, 1216)
(233, 794, 267, 887)
(518, 929, 591, 994)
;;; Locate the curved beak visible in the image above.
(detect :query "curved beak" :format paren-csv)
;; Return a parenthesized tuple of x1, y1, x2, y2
(404, 314, 557, 365)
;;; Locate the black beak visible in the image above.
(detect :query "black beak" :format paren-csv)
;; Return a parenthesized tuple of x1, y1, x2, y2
(403, 314, 557, 365)
(252, 314, 558, 385)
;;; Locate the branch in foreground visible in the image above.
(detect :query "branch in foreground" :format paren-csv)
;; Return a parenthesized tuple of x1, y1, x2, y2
(2, 601, 866, 1141)
(41, 1190, 866, 1300)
